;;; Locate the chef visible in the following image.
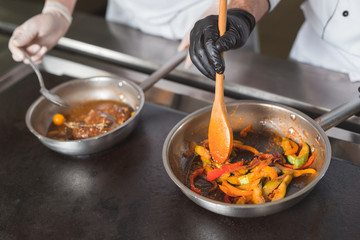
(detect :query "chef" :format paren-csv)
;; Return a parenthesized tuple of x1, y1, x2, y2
(8, 0, 220, 64)
(189, 0, 360, 82)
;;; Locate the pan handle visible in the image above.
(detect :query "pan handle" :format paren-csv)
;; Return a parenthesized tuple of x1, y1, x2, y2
(139, 50, 187, 92)
(315, 94, 360, 131)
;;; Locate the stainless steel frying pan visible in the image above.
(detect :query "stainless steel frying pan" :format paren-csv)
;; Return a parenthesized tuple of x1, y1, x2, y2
(162, 95, 360, 217)
(26, 51, 187, 155)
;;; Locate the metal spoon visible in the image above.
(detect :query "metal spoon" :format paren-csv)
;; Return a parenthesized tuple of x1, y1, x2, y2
(21, 48, 70, 108)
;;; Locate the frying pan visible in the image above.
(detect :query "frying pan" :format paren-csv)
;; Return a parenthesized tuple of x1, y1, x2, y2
(162, 95, 360, 217)
(26, 51, 187, 155)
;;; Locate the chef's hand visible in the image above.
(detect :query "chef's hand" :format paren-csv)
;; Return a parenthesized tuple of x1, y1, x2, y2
(189, 9, 256, 80)
(8, 2, 72, 64)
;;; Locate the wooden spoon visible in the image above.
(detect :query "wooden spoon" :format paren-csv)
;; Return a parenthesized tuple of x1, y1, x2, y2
(208, 0, 233, 164)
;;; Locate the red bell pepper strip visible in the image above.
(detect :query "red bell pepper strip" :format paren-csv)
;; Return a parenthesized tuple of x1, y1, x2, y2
(189, 168, 204, 195)
(207, 161, 244, 181)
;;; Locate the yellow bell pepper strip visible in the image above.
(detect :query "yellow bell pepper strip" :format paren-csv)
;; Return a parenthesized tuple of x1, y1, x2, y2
(230, 168, 248, 177)
(286, 142, 310, 169)
(270, 174, 293, 201)
(227, 175, 247, 185)
(203, 164, 214, 174)
(275, 163, 316, 177)
(233, 139, 244, 145)
(207, 161, 244, 181)
(237, 178, 261, 191)
(235, 196, 247, 205)
(233, 141, 259, 155)
(260, 166, 278, 180)
(219, 180, 253, 197)
(189, 168, 204, 195)
(262, 179, 282, 197)
(281, 137, 299, 156)
(235, 195, 253, 204)
(240, 124, 253, 138)
(217, 173, 231, 183)
(252, 182, 266, 204)
(229, 165, 278, 186)
(195, 145, 211, 164)
(292, 168, 316, 178)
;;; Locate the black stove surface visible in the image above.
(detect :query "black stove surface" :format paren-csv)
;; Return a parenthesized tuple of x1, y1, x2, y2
(0, 72, 359, 240)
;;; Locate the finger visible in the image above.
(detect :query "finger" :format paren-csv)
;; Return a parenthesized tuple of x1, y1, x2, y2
(11, 25, 37, 48)
(26, 44, 41, 55)
(30, 46, 47, 63)
(190, 32, 216, 80)
(9, 43, 25, 62)
(216, 30, 241, 52)
(203, 28, 224, 74)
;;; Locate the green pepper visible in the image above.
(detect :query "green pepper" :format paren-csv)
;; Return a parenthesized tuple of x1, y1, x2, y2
(286, 142, 310, 169)
(270, 174, 293, 201)
(262, 179, 282, 197)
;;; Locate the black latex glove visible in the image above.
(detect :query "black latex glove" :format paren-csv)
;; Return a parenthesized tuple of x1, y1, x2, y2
(189, 9, 256, 80)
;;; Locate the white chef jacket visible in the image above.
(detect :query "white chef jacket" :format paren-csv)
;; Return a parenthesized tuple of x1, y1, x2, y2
(106, 0, 214, 40)
(269, 0, 360, 82)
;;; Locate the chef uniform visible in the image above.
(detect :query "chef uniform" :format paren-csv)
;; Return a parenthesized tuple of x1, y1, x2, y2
(269, 0, 360, 82)
(106, 0, 214, 40)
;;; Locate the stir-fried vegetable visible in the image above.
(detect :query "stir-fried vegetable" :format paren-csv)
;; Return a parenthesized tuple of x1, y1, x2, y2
(285, 141, 310, 169)
(184, 125, 317, 204)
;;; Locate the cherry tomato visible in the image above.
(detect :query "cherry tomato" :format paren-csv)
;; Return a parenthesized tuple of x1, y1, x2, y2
(53, 113, 65, 126)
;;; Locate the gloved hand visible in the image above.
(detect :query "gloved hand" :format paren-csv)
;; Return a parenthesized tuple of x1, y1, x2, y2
(189, 9, 256, 80)
(8, 2, 72, 64)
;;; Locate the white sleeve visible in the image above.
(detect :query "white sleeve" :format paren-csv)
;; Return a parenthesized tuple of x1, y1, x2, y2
(268, 0, 281, 11)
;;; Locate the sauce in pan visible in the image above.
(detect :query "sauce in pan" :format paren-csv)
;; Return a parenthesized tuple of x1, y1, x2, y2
(47, 100, 134, 140)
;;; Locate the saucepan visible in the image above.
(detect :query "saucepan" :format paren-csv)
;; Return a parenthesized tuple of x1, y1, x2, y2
(26, 51, 187, 155)
(162, 95, 360, 217)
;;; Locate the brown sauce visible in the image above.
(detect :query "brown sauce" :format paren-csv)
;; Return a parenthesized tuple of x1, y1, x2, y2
(46, 100, 134, 140)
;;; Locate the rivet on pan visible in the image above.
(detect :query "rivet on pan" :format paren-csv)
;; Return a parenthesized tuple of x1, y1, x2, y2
(290, 114, 296, 120)
(137, 95, 141, 99)
(316, 135, 321, 141)
(119, 94, 124, 100)
(288, 127, 295, 134)
(118, 82, 123, 87)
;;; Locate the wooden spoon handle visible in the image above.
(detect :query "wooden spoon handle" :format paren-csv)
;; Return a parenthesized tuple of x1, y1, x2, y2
(208, 0, 233, 164)
(214, 0, 227, 102)
(218, 0, 227, 37)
